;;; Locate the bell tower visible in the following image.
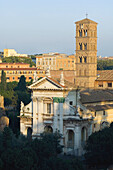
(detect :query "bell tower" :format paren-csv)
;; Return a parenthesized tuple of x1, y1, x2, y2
(75, 18, 97, 88)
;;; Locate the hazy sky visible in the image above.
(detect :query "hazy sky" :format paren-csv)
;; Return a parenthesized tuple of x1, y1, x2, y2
(0, 0, 113, 56)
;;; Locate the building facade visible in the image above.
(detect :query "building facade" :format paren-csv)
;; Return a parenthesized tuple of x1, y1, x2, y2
(4, 49, 28, 57)
(36, 53, 76, 70)
(20, 74, 93, 156)
(0, 63, 45, 82)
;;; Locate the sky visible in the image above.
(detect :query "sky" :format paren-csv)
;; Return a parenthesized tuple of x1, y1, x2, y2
(0, 0, 113, 56)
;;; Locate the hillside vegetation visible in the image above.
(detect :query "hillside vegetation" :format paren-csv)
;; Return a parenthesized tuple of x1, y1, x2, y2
(2, 56, 36, 67)
(97, 59, 113, 70)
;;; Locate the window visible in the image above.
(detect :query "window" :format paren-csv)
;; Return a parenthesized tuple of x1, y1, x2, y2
(47, 103, 51, 114)
(108, 83, 112, 87)
(13, 77, 15, 80)
(84, 57, 87, 63)
(95, 112, 96, 117)
(84, 43, 87, 50)
(69, 101, 73, 105)
(29, 77, 32, 79)
(84, 30, 87, 36)
(7, 77, 9, 80)
(79, 43, 82, 50)
(79, 57, 82, 63)
(6, 66, 8, 68)
(79, 30, 82, 37)
(103, 111, 105, 116)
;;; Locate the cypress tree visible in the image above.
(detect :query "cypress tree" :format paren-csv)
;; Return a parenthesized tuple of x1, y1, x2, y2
(17, 75, 26, 91)
(1, 70, 7, 91)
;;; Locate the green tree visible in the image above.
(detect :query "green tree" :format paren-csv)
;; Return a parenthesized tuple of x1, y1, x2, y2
(16, 75, 26, 91)
(85, 123, 113, 168)
(1, 70, 7, 91)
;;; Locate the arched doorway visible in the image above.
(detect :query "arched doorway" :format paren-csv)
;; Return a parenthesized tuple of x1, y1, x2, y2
(81, 127, 87, 146)
(27, 127, 32, 139)
(67, 130, 74, 149)
(44, 126, 53, 133)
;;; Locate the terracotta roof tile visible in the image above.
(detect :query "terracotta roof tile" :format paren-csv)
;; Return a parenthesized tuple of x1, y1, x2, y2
(97, 70, 113, 81)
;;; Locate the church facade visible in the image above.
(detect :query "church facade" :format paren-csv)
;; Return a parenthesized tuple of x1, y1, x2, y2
(20, 72, 93, 156)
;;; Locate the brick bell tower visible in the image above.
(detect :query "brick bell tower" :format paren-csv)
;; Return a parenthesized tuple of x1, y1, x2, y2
(75, 17, 97, 88)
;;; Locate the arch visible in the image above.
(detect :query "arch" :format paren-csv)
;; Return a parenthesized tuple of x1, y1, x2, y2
(27, 127, 32, 139)
(79, 56, 82, 63)
(84, 56, 87, 63)
(79, 43, 82, 50)
(79, 30, 82, 37)
(84, 30, 87, 36)
(84, 43, 87, 50)
(44, 125, 53, 133)
(67, 130, 74, 149)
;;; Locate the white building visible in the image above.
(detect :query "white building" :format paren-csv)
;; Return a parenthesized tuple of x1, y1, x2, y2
(20, 72, 93, 155)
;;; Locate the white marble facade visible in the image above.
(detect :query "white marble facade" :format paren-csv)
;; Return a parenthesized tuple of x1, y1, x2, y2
(20, 76, 93, 155)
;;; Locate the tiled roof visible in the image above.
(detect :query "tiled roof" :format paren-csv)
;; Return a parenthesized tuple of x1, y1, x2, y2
(75, 18, 98, 24)
(86, 104, 113, 111)
(0, 68, 43, 71)
(80, 89, 113, 104)
(51, 77, 75, 88)
(0, 63, 29, 65)
(97, 70, 113, 81)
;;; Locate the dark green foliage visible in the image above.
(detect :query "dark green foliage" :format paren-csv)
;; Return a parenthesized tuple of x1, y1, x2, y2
(0, 127, 84, 170)
(0, 75, 31, 136)
(1, 70, 6, 91)
(97, 59, 113, 70)
(16, 75, 26, 91)
(2, 56, 35, 67)
(85, 122, 113, 168)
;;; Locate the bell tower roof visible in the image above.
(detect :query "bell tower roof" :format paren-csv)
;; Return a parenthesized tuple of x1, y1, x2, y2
(75, 18, 98, 24)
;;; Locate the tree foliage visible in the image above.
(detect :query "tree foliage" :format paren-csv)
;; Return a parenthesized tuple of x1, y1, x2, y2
(16, 75, 27, 91)
(85, 123, 113, 168)
(1, 70, 7, 91)
(97, 59, 113, 70)
(0, 127, 84, 170)
(2, 56, 35, 67)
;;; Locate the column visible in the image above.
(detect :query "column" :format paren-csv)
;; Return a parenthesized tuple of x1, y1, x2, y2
(74, 125, 81, 156)
(88, 123, 93, 137)
(37, 98, 44, 134)
(59, 103, 63, 145)
(32, 97, 37, 135)
(59, 103, 63, 135)
(53, 102, 58, 132)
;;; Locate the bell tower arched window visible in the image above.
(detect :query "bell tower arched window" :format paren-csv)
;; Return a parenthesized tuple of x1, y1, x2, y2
(84, 43, 87, 50)
(84, 57, 87, 63)
(79, 57, 82, 63)
(79, 43, 82, 50)
(79, 30, 82, 37)
(84, 30, 87, 36)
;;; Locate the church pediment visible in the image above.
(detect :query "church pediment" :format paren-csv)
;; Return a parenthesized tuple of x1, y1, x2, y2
(28, 77, 64, 90)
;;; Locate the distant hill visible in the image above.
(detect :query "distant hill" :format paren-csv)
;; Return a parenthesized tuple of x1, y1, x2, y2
(2, 56, 36, 67)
